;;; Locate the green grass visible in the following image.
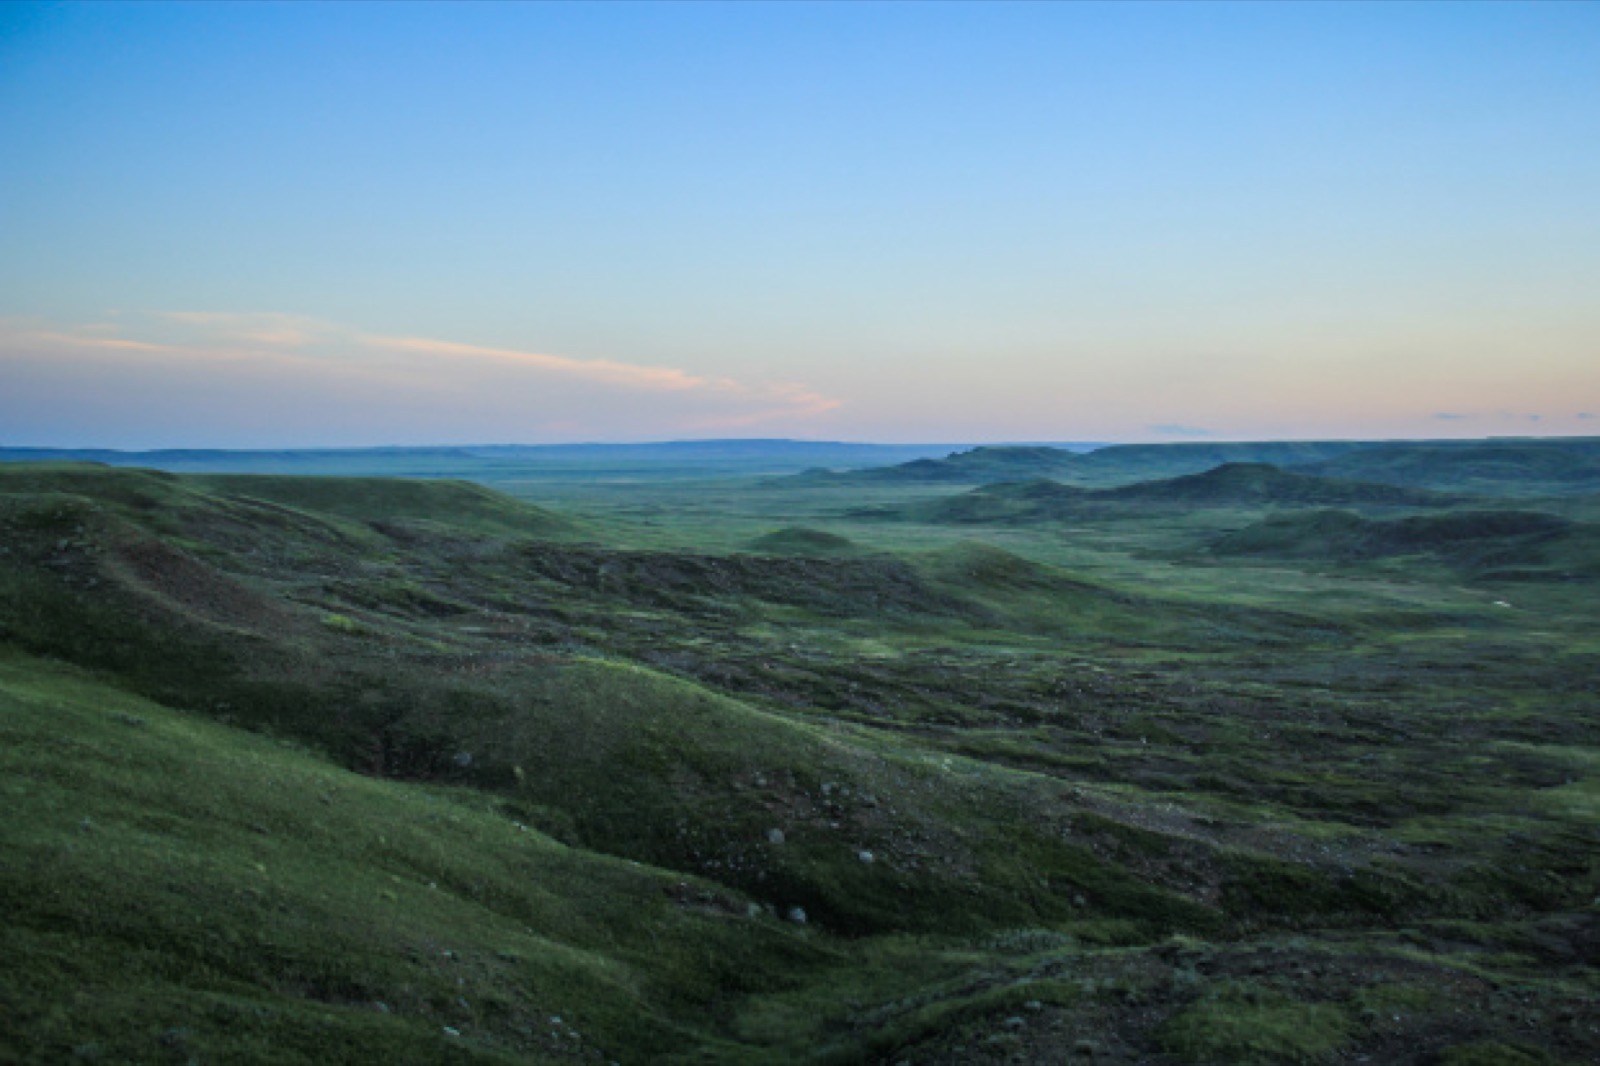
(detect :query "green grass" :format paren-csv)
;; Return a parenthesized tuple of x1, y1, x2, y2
(1159, 984, 1352, 1064)
(2, 456, 1598, 1063)
(0, 649, 834, 1064)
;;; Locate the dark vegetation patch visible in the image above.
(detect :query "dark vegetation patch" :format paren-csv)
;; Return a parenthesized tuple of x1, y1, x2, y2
(1213, 508, 1600, 580)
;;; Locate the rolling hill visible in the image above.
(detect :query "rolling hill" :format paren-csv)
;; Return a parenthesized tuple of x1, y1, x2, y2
(4, 462, 1598, 1064)
(1291, 440, 1600, 496)
(1212, 508, 1600, 580)
(902, 463, 1461, 524)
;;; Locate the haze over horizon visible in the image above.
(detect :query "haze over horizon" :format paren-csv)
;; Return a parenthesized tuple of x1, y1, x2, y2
(3, 2, 1598, 449)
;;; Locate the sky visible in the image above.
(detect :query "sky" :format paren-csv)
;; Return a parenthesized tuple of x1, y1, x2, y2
(2, 0, 1598, 448)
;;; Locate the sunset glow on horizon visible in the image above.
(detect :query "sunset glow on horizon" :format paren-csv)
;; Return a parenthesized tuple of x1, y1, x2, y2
(2, 2, 1597, 448)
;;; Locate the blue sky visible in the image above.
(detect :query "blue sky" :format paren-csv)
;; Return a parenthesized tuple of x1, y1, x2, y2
(2, 1, 1597, 446)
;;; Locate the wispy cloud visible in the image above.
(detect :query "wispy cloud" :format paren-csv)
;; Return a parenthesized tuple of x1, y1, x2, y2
(1431, 412, 1474, 421)
(159, 311, 329, 348)
(4, 324, 176, 354)
(0, 312, 842, 444)
(1579, 412, 1596, 421)
(361, 333, 724, 394)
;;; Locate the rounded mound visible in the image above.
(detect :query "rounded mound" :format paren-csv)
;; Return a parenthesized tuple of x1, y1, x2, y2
(746, 526, 862, 556)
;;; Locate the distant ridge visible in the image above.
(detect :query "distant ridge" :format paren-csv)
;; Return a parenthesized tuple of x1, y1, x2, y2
(0, 441, 994, 481)
(898, 463, 1462, 524)
(777, 437, 1600, 492)
(8, 436, 1599, 490)
(1291, 441, 1600, 495)
(1098, 462, 1453, 506)
(781, 445, 1086, 485)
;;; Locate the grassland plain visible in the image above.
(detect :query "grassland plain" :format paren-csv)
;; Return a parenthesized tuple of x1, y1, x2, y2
(1, 442, 1598, 1064)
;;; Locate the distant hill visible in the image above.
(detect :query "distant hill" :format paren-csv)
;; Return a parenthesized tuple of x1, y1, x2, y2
(918, 437, 1600, 490)
(782, 445, 1085, 485)
(1098, 463, 1454, 507)
(1291, 441, 1600, 496)
(1212, 508, 1600, 580)
(11, 437, 1597, 490)
(744, 526, 866, 556)
(1071, 441, 1373, 483)
(902, 463, 1459, 524)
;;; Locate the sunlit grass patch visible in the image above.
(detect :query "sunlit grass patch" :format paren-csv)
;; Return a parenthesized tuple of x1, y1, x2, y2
(1158, 983, 1351, 1064)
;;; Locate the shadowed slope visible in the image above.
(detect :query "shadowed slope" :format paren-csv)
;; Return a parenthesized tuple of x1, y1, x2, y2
(1213, 508, 1600, 580)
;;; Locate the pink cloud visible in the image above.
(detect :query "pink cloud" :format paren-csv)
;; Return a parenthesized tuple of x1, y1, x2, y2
(361, 333, 723, 393)
(0, 312, 843, 439)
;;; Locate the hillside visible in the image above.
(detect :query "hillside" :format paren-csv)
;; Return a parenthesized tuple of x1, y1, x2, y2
(4, 463, 1598, 1064)
(1213, 508, 1600, 580)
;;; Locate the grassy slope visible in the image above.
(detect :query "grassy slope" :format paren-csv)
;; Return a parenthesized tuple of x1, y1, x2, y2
(0, 650, 831, 1065)
(1212, 509, 1600, 580)
(4, 462, 1599, 1064)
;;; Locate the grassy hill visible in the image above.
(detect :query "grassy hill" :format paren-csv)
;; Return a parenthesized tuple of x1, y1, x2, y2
(903, 463, 1459, 525)
(0, 650, 830, 1065)
(4, 462, 1598, 1064)
(1099, 463, 1457, 507)
(745, 527, 866, 556)
(1213, 508, 1600, 580)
